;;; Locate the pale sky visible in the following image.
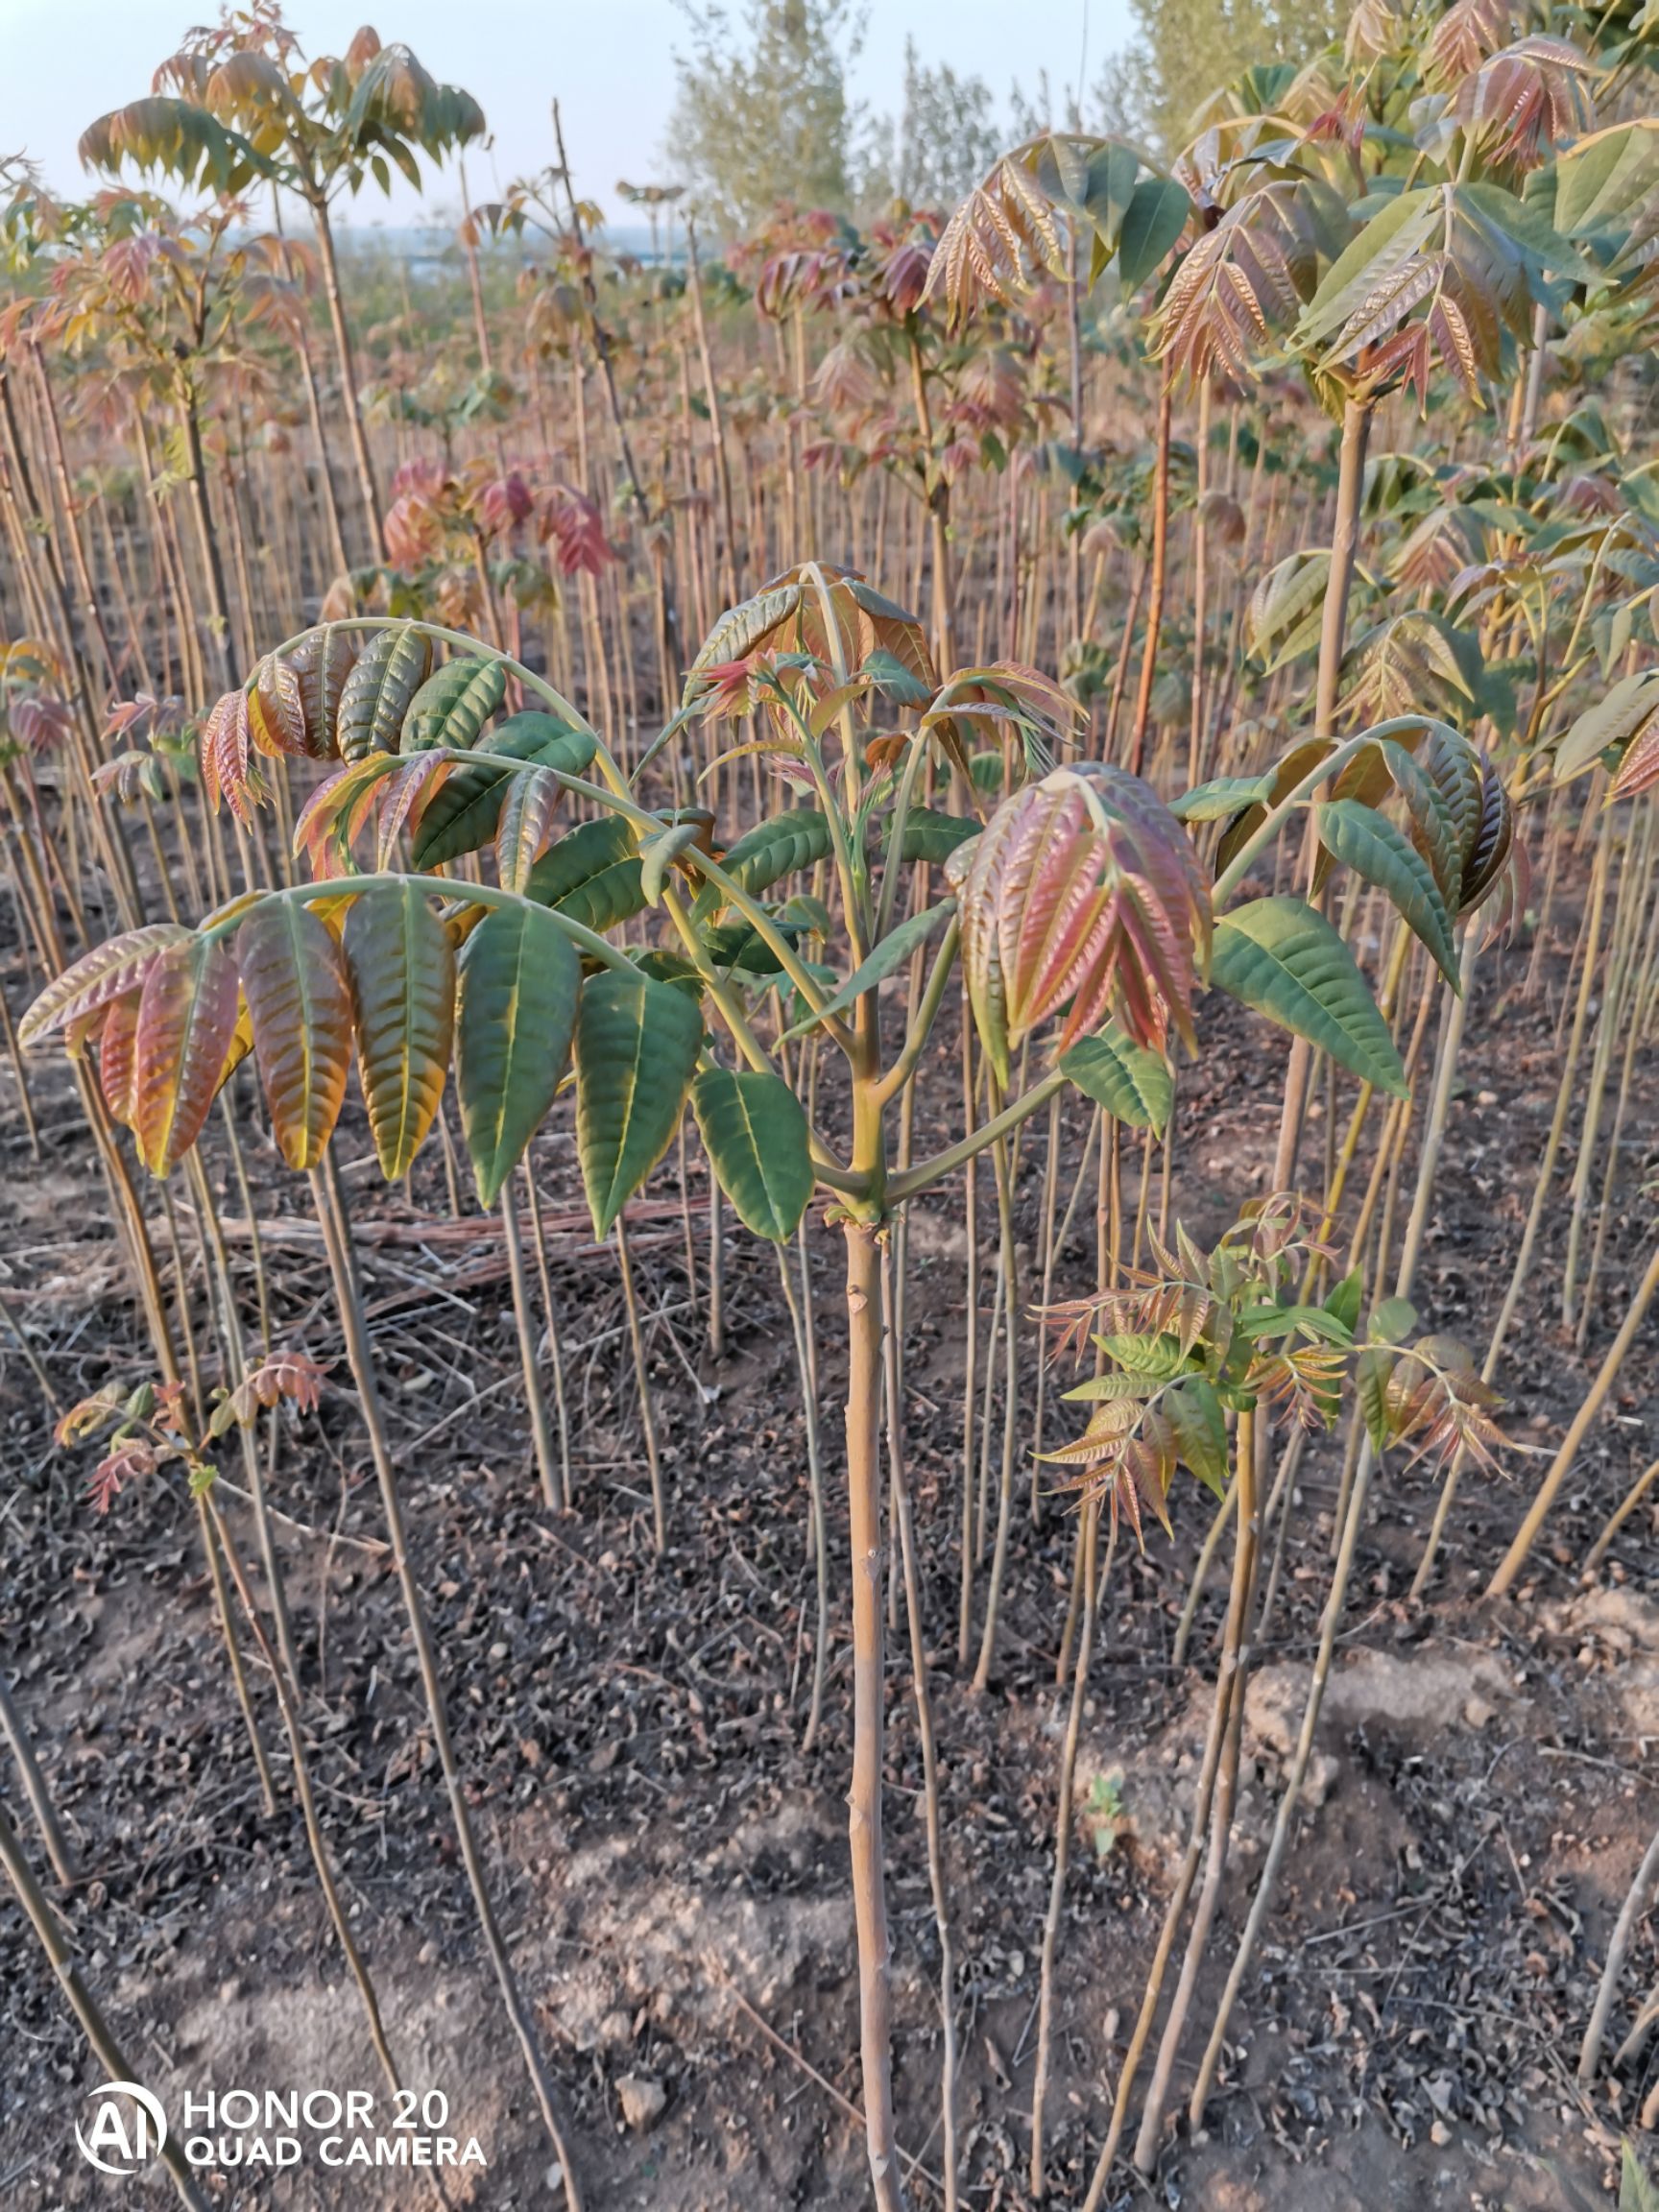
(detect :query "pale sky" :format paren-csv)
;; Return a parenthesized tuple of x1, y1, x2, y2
(0, 0, 1125, 230)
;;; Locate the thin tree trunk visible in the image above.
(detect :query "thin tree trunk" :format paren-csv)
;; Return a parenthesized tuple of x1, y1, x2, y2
(844, 1214, 906, 2211)
(309, 193, 384, 558)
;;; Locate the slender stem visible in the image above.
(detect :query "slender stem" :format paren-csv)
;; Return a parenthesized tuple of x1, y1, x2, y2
(1031, 1501, 1111, 2197)
(0, 1666, 77, 1885)
(1132, 1407, 1261, 2173)
(502, 1175, 563, 1511)
(0, 1800, 211, 2210)
(881, 1239, 959, 2211)
(1585, 1455, 1659, 1577)
(1488, 1238, 1659, 1599)
(1579, 1815, 1659, 2087)
(1190, 1423, 1376, 2126)
(843, 1217, 907, 2212)
(309, 1162, 585, 2204)
(614, 1215, 667, 1554)
(203, 1489, 416, 2132)
(973, 1116, 1022, 1692)
(893, 1069, 1067, 1203)
(778, 1236, 829, 1752)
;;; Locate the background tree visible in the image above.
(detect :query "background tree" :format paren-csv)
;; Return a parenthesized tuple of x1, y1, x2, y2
(1097, 0, 1350, 154)
(859, 38, 1001, 215)
(80, 3, 485, 563)
(667, 0, 866, 233)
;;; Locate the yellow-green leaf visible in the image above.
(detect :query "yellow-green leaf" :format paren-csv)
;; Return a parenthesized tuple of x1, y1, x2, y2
(342, 883, 455, 1179)
(132, 936, 242, 1176)
(237, 902, 353, 1170)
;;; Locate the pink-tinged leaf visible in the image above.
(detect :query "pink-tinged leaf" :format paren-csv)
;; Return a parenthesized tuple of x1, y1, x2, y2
(237, 902, 353, 1170)
(132, 935, 242, 1176)
(19, 923, 190, 1046)
(88, 1440, 158, 1515)
(249, 653, 307, 758)
(210, 1349, 330, 1434)
(1613, 714, 1659, 800)
(542, 487, 616, 576)
(958, 764, 1209, 1078)
(97, 990, 143, 1128)
(494, 766, 564, 891)
(285, 626, 362, 758)
(293, 754, 398, 864)
(375, 751, 460, 869)
(201, 689, 264, 824)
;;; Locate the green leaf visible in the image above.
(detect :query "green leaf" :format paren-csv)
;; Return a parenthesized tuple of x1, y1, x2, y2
(690, 1067, 813, 1240)
(336, 626, 433, 760)
(342, 883, 456, 1180)
(1097, 1332, 1190, 1378)
(1060, 1024, 1173, 1134)
(1554, 671, 1659, 784)
(401, 655, 507, 752)
(1062, 1372, 1156, 1403)
(862, 648, 933, 707)
(408, 761, 517, 870)
(1357, 1345, 1395, 1452)
(1315, 799, 1460, 991)
(892, 809, 980, 865)
(1115, 173, 1190, 291)
(1166, 1377, 1229, 1500)
(1368, 1294, 1418, 1344)
(1295, 187, 1440, 352)
(525, 816, 647, 933)
(1168, 774, 1275, 822)
(573, 971, 703, 1237)
(1622, 2141, 1659, 2212)
(1237, 1302, 1353, 1345)
(639, 820, 709, 907)
(455, 904, 580, 1208)
(1210, 896, 1407, 1098)
(700, 917, 809, 976)
(1324, 1268, 1363, 1338)
(487, 711, 597, 775)
(1462, 180, 1589, 277)
(691, 811, 830, 921)
(633, 948, 706, 996)
(780, 900, 954, 1040)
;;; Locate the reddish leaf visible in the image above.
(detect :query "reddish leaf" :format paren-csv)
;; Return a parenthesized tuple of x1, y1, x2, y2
(97, 990, 143, 1128)
(132, 935, 242, 1176)
(237, 902, 353, 1170)
(249, 653, 307, 758)
(957, 764, 1210, 1083)
(201, 689, 264, 825)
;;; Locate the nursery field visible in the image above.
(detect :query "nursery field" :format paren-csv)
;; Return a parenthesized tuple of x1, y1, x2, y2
(3, 7, 1659, 2210)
